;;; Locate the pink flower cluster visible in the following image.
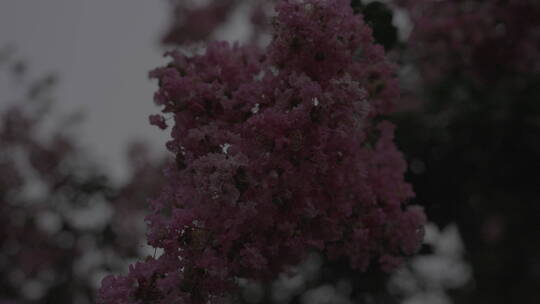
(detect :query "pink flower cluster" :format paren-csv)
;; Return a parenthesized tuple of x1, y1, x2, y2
(162, 0, 272, 45)
(162, 0, 239, 45)
(100, 1, 425, 303)
(399, 0, 540, 85)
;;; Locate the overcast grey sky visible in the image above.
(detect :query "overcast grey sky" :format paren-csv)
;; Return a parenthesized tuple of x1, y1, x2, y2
(0, 0, 171, 181)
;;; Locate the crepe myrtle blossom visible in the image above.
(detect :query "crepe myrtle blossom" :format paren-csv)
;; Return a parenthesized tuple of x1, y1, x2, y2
(162, 0, 272, 45)
(162, 0, 237, 45)
(100, 1, 425, 303)
(398, 0, 540, 85)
